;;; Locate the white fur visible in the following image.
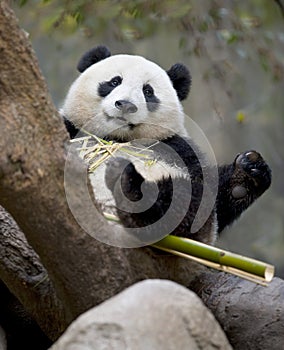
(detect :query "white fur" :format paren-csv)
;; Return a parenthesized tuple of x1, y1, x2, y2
(133, 159, 189, 182)
(63, 54, 190, 213)
(61, 54, 188, 141)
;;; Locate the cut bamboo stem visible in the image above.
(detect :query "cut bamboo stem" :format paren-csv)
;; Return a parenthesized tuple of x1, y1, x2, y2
(152, 235, 274, 286)
(102, 211, 274, 285)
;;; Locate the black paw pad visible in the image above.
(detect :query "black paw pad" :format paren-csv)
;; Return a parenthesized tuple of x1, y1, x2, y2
(232, 185, 247, 199)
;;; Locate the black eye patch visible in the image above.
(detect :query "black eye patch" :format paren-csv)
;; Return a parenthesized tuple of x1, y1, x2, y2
(143, 84, 160, 112)
(98, 76, 122, 98)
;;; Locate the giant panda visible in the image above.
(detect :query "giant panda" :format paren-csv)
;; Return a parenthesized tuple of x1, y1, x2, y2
(61, 45, 271, 247)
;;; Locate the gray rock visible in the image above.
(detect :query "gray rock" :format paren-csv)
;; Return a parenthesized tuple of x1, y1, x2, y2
(50, 279, 232, 350)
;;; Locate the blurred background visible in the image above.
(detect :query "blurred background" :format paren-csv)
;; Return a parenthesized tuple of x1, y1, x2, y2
(13, 0, 284, 277)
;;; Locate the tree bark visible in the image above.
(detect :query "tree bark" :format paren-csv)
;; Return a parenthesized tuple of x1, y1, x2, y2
(190, 270, 284, 350)
(0, 205, 65, 340)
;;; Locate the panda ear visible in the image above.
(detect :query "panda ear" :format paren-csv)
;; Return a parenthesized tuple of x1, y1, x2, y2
(167, 63, 191, 101)
(77, 45, 111, 73)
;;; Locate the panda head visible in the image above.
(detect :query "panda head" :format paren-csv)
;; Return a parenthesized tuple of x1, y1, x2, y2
(61, 45, 191, 141)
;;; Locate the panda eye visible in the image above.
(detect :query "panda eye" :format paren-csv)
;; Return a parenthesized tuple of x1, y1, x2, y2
(143, 84, 154, 97)
(109, 76, 122, 87)
(98, 76, 122, 98)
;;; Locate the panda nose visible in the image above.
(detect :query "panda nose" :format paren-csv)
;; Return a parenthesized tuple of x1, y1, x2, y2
(115, 100, 138, 114)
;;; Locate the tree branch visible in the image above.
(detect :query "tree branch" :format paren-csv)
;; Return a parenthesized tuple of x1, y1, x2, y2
(0, 206, 65, 340)
(190, 270, 284, 349)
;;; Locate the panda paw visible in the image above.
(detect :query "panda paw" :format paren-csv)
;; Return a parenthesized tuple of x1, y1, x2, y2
(232, 150, 271, 198)
(105, 157, 144, 201)
(105, 157, 131, 191)
(216, 150, 271, 232)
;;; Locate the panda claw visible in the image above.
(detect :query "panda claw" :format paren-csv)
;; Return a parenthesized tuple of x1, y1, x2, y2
(250, 168, 260, 174)
(232, 150, 271, 193)
(234, 150, 266, 176)
(235, 150, 262, 166)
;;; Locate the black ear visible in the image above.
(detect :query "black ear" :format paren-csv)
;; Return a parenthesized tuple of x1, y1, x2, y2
(167, 63, 191, 101)
(77, 45, 111, 73)
(63, 117, 80, 139)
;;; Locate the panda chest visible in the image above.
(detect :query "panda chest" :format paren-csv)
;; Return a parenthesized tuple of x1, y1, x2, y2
(89, 151, 189, 215)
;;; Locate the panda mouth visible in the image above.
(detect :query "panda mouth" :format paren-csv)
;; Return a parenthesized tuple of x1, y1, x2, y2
(104, 112, 136, 129)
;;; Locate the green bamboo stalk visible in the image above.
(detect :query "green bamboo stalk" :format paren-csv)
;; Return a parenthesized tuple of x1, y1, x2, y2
(102, 211, 274, 285)
(152, 235, 274, 285)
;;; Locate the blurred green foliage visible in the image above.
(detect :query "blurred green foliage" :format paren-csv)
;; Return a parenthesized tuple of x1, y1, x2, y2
(17, 0, 193, 37)
(15, 0, 284, 80)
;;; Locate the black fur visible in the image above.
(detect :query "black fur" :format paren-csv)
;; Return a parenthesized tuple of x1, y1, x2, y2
(216, 151, 272, 233)
(77, 45, 111, 73)
(105, 135, 206, 242)
(63, 117, 79, 139)
(105, 137, 271, 242)
(143, 84, 160, 112)
(167, 63, 191, 101)
(98, 76, 122, 98)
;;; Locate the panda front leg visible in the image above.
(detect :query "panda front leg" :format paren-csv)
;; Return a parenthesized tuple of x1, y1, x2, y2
(106, 156, 213, 245)
(105, 157, 174, 229)
(216, 150, 271, 233)
(105, 155, 217, 245)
